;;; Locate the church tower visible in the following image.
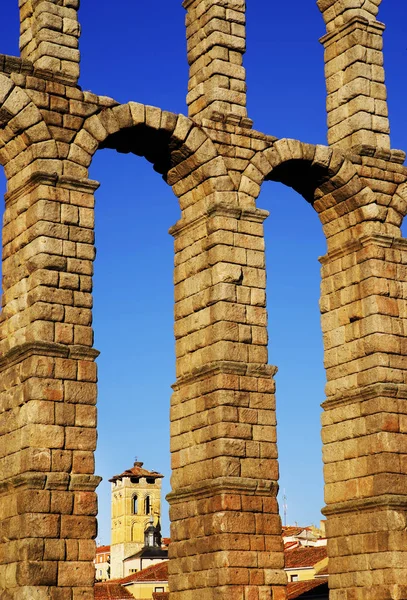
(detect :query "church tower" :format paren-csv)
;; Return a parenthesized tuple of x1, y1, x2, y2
(109, 460, 163, 579)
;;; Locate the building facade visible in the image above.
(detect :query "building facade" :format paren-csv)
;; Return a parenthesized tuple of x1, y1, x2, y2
(95, 545, 111, 582)
(110, 461, 163, 579)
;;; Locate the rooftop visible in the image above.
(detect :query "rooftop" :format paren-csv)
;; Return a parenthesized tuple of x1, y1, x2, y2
(119, 560, 168, 584)
(124, 547, 168, 561)
(283, 526, 307, 537)
(285, 546, 328, 569)
(109, 461, 164, 483)
(94, 583, 133, 599)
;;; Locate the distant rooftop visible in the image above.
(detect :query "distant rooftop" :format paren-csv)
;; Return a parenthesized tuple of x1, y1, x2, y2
(287, 578, 328, 599)
(285, 546, 327, 569)
(94, 582, 133, 599)
(109, 461, 164, 483)
(119, 561, 168, 584)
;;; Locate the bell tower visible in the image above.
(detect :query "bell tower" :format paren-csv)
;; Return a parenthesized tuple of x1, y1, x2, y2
(109, 460, 163, 579)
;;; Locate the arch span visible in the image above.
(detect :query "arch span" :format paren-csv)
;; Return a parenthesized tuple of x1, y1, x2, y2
(69, 103, 234, 209)
(240, 138, 405, 251)
(240, 139, 362, 209)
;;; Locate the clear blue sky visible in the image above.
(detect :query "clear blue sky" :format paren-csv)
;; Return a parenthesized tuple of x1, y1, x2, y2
(0, 1, 406, 544)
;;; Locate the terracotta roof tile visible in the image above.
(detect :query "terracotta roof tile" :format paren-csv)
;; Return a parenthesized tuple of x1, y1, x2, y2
(152, 594, 169, 600)
(284, 541, 300, 551)
(119, 561, 168, 584)
(283, 526, 307, 537)
(287, 578, 328, 599)
(285, 546, 327, 569)
(94, 583, 133, 599)
(96, 545, 111, 553)
(109, 461, 163, 483)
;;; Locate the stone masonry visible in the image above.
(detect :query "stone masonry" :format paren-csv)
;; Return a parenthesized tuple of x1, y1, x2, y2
(0, 1, 406, 600)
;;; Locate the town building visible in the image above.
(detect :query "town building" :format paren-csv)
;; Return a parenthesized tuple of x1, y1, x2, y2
(123, 516, 168, 575)
(94, 582, 134, 600)
(282, 524, 326, 549)
(95, 545, 111, 582)
(109, 460, 164, 579)
(118, 561, 169, 598)
(285, 546, 328, 583)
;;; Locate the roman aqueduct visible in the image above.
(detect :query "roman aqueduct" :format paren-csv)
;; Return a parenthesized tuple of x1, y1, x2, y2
(0, 0, 407, 599)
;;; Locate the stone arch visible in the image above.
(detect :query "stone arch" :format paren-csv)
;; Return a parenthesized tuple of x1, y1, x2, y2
(240, 138, 364, 209)
(239, 138, 399, 251)
(144, 494, 151, 515)
(131, 521, 138, 542)
(132, 493, 138, 515)
(68, 103, 234, 209)
(0, 73, 56, 188)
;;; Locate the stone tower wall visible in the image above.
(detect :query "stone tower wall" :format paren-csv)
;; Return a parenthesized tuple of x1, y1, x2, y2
(0, 2, 406, 600)
(110, 474, 162, 579)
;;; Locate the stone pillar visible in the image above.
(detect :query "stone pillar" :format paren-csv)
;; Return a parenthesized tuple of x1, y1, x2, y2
(320, 231, 407, 600)
(19, 0, 81, 83)
(0, 173, 100, 600)
(167, 202, 286, 600)
(184, 0, 252, 127)
(318, 0, 390, 152)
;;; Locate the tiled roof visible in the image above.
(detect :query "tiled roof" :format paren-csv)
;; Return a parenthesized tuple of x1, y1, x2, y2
(284, 541, 300, 551)
(96, 545, 111, 553)
(94, 583, 133, 599)
(287, 578, 328, 599)
(119, 561, 168, 584)
(285, 546, 327, 569)
(283, 526, 307, 537)
(152, 594, 169, 600)
(109, 461, 164, 483)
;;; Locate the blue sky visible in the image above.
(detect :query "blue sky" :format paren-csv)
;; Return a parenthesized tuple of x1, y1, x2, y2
(1, 1, 406, 544)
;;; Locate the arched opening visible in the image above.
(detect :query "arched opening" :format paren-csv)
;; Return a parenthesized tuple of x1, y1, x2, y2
(91, 141, 179, 548)
(266, 159, 333, 204)
(259, 174, 327, 530)
(144, 495, 151, 515)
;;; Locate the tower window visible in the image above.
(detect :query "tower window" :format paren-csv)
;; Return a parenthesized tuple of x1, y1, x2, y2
(130, 477, 139, 484)
(146, 477, 155, 484)
(145, 496, 151, 514)
(133, 495, 138, 514)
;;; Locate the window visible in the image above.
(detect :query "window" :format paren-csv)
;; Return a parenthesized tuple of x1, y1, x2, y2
(133, 495, 138, 514)
(146, 477, 155, 484)
(155, 587, 165, 592)
(145, 496, 151, 514)
(290, 575, 299, 582)
(130, 477, 139, 484)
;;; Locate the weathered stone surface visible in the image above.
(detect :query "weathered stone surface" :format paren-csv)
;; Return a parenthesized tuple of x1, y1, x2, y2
(0, 1, 406, 600)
